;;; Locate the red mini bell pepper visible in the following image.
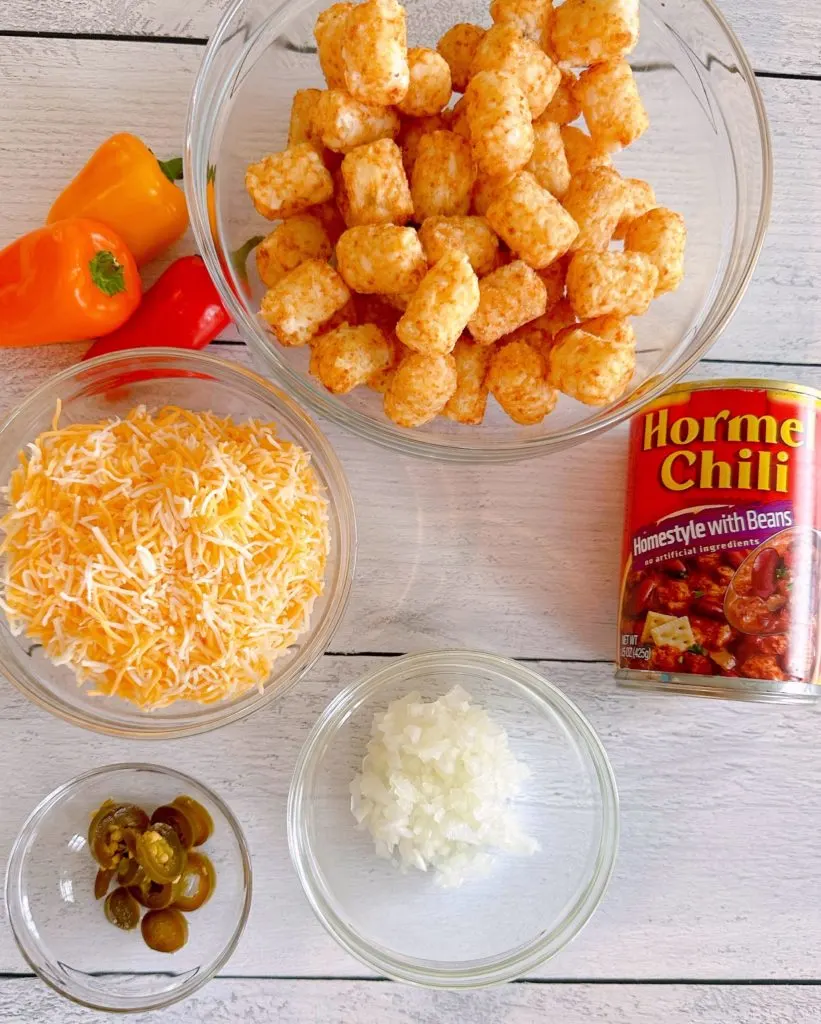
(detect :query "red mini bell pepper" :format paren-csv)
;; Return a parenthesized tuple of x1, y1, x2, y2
(84, 255, 228, 359)
(84, 239, 263, 360)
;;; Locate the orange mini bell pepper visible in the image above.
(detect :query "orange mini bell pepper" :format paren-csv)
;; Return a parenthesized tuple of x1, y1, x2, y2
(0, 219, 141, 347)
(47, 133, 188, 266)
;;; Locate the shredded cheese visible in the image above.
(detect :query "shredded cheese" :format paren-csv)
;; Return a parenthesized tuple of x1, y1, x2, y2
(0, 404, 330, 709)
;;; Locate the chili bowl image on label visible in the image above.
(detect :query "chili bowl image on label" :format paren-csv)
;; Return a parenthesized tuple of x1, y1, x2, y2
(617, 380, 821, 703)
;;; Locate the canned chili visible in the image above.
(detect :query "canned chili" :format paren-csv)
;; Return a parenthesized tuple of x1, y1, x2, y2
(616, 380, 821, 702)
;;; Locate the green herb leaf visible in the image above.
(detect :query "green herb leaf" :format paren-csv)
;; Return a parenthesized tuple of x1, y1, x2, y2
(688, 643, 707, 655)
(775, 562, 788, 580)
(692, 589, 705, 599)
(158, 156, 184, 182)
(89, 251, 127, 297)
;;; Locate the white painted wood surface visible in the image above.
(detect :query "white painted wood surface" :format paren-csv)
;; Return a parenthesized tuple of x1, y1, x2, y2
(0, 0, 820, 1020)
(3, 978, 821, 1024)
(5, 0, 821, 76)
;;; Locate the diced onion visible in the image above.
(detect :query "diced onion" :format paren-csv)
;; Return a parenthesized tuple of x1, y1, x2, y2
(350, 685, 538, 888)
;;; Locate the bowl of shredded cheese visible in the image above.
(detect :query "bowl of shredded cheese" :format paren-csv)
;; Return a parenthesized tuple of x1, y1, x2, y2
(0, 350, 355, 738)
(288, 650, 618, 987)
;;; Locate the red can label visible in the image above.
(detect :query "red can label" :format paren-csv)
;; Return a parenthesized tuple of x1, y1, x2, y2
(618, 381, 821, 694)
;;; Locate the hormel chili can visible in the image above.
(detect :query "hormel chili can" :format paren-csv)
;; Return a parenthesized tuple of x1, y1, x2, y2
(617, 380, 821, 702)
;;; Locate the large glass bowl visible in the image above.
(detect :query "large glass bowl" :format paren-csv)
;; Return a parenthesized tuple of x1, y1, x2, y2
(0, 350, 356, 738)
(185, 0, 772, 462)
(287, 651, 618, 987)
(5, 763, 252, 1013)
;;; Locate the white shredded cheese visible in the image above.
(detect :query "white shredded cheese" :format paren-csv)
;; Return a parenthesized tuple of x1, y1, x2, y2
(350, 685, 538, 888)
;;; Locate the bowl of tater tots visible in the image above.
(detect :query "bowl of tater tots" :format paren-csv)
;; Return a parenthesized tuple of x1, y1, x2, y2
(186, 0, 772, 461)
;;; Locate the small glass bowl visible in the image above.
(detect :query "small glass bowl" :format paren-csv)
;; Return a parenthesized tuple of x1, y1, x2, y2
(0, 349, 356, 738)
(186, 0, 771, 462)
(288, 651, 618, 987)
(5, 763, 252, 1013)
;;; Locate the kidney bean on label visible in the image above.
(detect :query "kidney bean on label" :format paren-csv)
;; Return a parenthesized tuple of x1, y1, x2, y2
(751, 547, 779, 599)
(694, 595, 726, 620)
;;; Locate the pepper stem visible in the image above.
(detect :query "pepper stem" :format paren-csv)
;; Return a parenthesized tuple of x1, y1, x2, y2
(157, 156, 184, 182)
(89, 251, 127, 297)
(230, 235, 264, 284)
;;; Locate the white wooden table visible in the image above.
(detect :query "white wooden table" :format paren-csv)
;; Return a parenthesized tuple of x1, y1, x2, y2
(2, 2, 821, 1021)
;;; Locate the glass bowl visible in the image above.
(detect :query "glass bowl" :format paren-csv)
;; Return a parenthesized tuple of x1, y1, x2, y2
(5, 763, 252, 1013)
(287, 650, 618, 987)
(0, 349, 356, 738)
(185, 0, 772, 463)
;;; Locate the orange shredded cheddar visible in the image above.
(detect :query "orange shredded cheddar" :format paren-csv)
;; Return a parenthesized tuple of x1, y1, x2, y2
(0, 404, 330, 709)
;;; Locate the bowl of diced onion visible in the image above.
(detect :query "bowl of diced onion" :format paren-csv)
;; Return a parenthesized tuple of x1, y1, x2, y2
(0, 350, 356, 739)
(287, 650, 618, 987)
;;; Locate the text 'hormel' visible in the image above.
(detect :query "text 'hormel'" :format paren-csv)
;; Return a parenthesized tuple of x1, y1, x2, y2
(642, 406, 806, 492)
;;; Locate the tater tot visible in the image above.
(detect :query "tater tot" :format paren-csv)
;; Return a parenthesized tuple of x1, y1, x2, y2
(447, 96, 472, 140)
(437, 23, 486, 93)
(398, 113, 448, 174)
(575, 59, 649, 151)
(486, 171, 579, 269)
(470, 172, 514, 216)
(551, 0, 639, 66)
(560, 125, 612, 176)
(324, 295, 360, 335)
(314, 90, 401, 154)
(260, 259, 351, 346)
(487, 339, 557, 424)
(514, 300, 574, 359)
(396, 250, 480, 354)
(613, 177, 656, 239)
(355, 293, 401, 334)
(411, 131, 475, 220)
(536, 253, 568, 310)
(246, 144, 334, 220)
(341, 139, 414, 226)
(397, 48, 452, 117)
(548, 325, 635, 405)
(563, 165, 625, 251)
(306, 199, 347, 245)
(366, 331, 407, 392)
(624, 207, 686, 295)
(342, 0, 409, 106)
(332, 168, 353, 227)
(465, 71, 534, 178)
(468, 260, 547, 344)
(418, 215, 499, 277)
(540, 70, 580, 124)
(313, 323, 393, 393)
(256, 214, 333, 288)
(534, 295, 576, 340)
(314, 2, 354, 89)
(583, 314, 636, 347)
(384, 351, 458, 426)
(288, 89, 323, 147)
(470, 24, 560, 119)
(443, 335, 494, 424)
(384, 290, 414, 311)
(566, 250, 658, 318)
(528, 118, 571, 198)
(336, 225, 427, 294)
(490, 0, 552, 44)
